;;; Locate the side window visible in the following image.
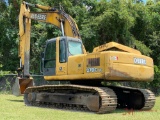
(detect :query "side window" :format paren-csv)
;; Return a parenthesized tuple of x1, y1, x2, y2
(44, 41, 56, 68)
(59, 40, 66, 63)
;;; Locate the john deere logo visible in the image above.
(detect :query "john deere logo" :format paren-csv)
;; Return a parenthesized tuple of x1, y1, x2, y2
(134, 58, 146, 65)
(31, 14, 47, 20)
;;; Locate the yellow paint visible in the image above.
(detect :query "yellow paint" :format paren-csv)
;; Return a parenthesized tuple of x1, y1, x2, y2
(68, 55, 84, 74)
(44, 73, 105, 81)
(93, 42, 141, 55)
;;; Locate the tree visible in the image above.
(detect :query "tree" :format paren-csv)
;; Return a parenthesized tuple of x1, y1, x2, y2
(0, 1, 19, 71)
(81, 0, 138, 51)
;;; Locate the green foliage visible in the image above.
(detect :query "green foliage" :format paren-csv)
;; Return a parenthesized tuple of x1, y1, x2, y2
(150, 65, 160, 94)
(134, 40, 152, 56)
(0, 70, 10, 77)
(148, 31, 160, 65)
(0, 1, 19, 71)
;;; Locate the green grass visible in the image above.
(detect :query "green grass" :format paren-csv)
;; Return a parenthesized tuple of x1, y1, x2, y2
(0, 94, 159, 120)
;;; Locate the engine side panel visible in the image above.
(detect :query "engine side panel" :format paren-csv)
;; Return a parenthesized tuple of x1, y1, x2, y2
(104, 51, 154, 81)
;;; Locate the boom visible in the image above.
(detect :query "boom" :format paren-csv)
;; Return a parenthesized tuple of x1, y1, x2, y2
(18, 1, 81, 77)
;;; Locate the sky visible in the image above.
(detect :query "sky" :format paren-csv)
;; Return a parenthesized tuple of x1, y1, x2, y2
(143, 0, 147, 3)
(4, 0, 8, 5)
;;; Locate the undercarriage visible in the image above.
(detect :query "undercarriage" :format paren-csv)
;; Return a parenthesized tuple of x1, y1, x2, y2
(24, 84, 155, 114)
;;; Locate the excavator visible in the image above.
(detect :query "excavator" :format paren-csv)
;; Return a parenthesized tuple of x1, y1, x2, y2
(12, 1, 155, 114)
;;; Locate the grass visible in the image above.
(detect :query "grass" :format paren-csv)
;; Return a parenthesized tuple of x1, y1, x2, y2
(0, 94, 159, 120)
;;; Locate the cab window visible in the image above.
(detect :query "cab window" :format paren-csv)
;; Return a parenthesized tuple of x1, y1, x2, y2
(68, 41, 83, 55)
(44, 41, 56, 68)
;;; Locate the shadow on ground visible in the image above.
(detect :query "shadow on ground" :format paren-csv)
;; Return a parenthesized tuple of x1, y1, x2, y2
(7, 99, 24, 102)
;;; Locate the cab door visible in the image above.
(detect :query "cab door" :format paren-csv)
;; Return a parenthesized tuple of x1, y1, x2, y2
(56, 37, 68, 75)
(43, 39, 56, 76)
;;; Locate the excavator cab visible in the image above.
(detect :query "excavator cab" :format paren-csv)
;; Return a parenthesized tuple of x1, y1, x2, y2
(41, 36, 83, 76)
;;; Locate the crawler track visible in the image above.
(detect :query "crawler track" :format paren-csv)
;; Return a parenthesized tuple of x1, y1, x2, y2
(108, 86, 155, 110)
(24, 85, 117, 114)
(139, 89, 155, 110)
(24, 85, 155, 113)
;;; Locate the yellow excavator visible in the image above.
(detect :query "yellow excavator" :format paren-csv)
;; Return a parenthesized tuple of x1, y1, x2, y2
(12, 1, 155, 114)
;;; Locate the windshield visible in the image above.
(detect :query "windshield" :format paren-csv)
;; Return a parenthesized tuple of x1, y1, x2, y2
(68, 40, 83, 55)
